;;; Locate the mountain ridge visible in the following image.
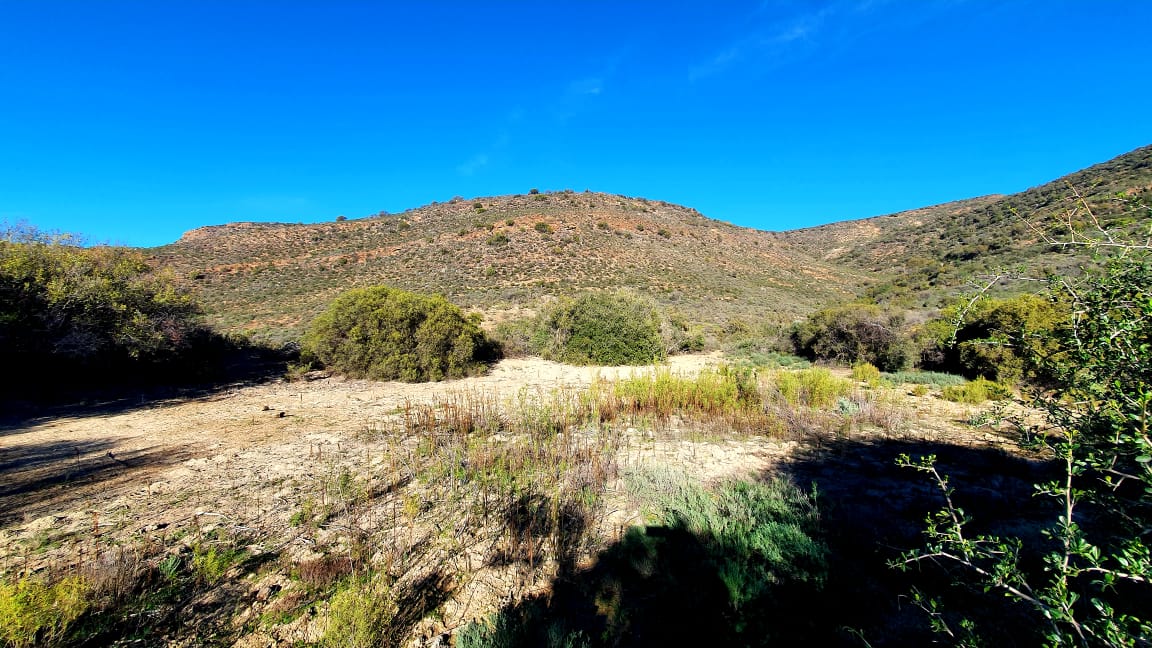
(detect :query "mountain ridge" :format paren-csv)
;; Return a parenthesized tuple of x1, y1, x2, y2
(157, 192, 865, 344)
(157, 145, 1152, 344)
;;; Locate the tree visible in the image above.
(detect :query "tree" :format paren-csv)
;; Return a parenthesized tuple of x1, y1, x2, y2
(789, 303, 911, 372)
(533, 292, 666, 366)
(919, 293, 1067, 383)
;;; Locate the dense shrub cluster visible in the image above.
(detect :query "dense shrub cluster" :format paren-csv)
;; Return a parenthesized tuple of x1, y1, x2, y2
(301, 285, 500, 382)
(532, 292, 666, 365)
(785, 294, 1070, 387)
(788, 303, 911, 371)
(0, 226, 212, 388)
(918, 293, 1065, 383)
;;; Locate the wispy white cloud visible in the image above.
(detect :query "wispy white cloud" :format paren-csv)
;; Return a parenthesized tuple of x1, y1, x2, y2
(456, 153, 490, 177)
(455, 66, 615, 176)
(688, 0, 894, 81)
(553, 76, 606, 122)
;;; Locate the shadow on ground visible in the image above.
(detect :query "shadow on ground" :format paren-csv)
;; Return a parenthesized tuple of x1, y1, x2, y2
(0, 439, 200, 527)
(0, 344, 292, 433)
(458, 435, 1057, 647)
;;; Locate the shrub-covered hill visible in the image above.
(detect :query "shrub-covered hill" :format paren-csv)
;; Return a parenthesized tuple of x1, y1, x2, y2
(777, 144, 1152, 306)
(154, 192, 865, 344)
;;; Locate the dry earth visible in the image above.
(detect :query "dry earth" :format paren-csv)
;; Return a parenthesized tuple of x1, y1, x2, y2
(0, 354, 1023, 646)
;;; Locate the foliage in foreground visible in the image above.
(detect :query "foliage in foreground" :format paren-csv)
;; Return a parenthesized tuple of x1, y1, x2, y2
(301, 285, 500, 382)
(898, 253, 1152, 646)
(0, 576, 89, 648)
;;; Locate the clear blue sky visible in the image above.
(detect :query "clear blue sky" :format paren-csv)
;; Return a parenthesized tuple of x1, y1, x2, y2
(2, 1, 1150, 247)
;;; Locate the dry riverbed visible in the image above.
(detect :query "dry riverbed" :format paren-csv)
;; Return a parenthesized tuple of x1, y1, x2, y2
(0, 354, 1020, 646)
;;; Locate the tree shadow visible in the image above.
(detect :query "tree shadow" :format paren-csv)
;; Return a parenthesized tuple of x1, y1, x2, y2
(487, 492, 591, 579)
(394, 569, 456, 641)
(773, 435, 1056, 646)
(0, 438, 199, 526)
(0, 342, 292, 433)
(461, 435, 1058, 647)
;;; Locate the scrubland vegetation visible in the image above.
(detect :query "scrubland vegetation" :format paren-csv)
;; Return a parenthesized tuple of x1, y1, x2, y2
(300, 285, 500, 382)
(3, 164, 1151, 646)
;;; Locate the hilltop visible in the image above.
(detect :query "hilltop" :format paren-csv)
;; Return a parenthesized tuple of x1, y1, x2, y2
(156, 192, 864, 344)
(155, 145, 1152, 345)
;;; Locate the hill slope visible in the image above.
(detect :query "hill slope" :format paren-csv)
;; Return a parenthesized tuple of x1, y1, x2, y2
(778, 144, 1152, 306)
(157, 145, 1152, 344)
(156, 193, 864, 344)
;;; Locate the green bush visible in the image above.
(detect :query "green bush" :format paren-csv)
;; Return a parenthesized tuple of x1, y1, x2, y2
(789, 303, 911, 371)
(919, 293, 1066, 383)
(940, 376, 1012, 404)
(0, 575, 90, 648)
(0, 225, 211, 388)
(661, 312, 706, 354)
(190, 544, 244, 585)
(301, 286, 500, 382)
(322, 574, 397, 648)
(851, 362, 881, 387)
(881, 370, 967, 387)
(533, 292, 666, 365)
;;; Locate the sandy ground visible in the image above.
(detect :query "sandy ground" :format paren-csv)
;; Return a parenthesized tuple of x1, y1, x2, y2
(1, 354, 725, 543)
(0, 353, 1013, 645)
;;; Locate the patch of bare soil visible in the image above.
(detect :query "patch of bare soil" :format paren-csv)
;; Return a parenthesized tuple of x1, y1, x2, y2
(0, 354, 1029, 646)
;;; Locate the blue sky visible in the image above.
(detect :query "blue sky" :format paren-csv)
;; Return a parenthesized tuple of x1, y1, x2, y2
(2, 1, 1150, 247)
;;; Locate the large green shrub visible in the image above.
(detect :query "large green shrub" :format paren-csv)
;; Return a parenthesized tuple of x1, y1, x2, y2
(0, 225, 206, 386)
(919, 293, 1066, 383)
(301, 285, 499, 382)
(533, 292, 666, 365)
(789, 303, 911, 371)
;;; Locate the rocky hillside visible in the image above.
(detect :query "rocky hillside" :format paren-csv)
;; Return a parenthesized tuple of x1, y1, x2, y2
(156, 192, 864, 344)
(156, 145, 1152, 344)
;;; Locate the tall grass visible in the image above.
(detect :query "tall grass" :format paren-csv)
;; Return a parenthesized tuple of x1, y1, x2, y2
(941, 376, 1013, 404)
(0, 575, 89, 648)
(768, 368, 853, 409)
